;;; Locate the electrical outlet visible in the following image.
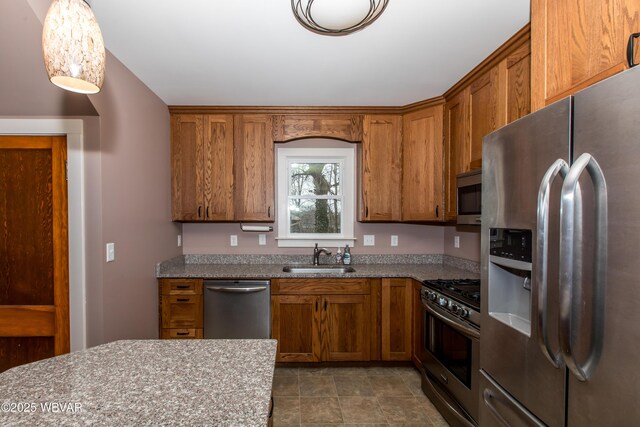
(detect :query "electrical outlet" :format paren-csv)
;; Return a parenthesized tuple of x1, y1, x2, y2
(454, 235, 460, 249)
(258, 234, 266, 245)
(391, 235, 398, 247)
(230, 235, 238, 246)
(177, 235, 182, 247)
(363, 235, 375, 246)
(106, 242, 115, 262)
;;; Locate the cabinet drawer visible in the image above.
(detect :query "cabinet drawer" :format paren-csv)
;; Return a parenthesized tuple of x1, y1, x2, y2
(273, 278, 370, 295)
(161, 295, 203, 328)
(160, 279, 203, 295)
(161, 329, 203, 339)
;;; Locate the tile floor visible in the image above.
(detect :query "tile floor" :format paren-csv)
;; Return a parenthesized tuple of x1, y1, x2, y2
(272, 366, 450, 426)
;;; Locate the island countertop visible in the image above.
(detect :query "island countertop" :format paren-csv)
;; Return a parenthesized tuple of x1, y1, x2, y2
(0, 339, 277, 426)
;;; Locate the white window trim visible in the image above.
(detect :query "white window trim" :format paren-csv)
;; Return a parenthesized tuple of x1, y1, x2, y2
(276, 147, 356, 248)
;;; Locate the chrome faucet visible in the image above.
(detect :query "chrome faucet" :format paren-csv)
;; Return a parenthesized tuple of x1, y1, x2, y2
(312, 243, 332, 265)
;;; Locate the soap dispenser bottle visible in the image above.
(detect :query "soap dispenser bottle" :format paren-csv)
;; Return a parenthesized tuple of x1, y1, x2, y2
(343, 245, 351, 265)
(335, 247, 343, 264)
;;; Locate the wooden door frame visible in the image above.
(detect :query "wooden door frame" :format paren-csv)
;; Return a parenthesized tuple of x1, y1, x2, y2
(0, 119, 86, 351)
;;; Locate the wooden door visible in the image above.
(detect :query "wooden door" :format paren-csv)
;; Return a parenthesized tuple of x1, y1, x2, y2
(531, 0, 640, 110)
(271, 295, 321, 362)
(171, 114, 205, 221)
(381, 279, 412, 361)
(401, 105, 444, 222)
(234, 115, 274, 222)
(0, 136, 69, 372)
(322, 294, 370, 361)
(361, 115, 402, 221)
(468, 67, 498, 171)
(203, 115, 234, 220)
(444, 90, 469, 220)
(497, 40, 531, 128)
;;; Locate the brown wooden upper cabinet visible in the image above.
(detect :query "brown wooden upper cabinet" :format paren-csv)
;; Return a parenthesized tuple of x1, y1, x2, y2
(401, 105, 444, 222)
(444, 90, 468, 221)
(531, 0, 640, 110)
(360, 115, 402, 222)
(443, 29, 531, 221)
(171, 114, 234, 221)
(234, 114, 274, 222)
(171, 114, 274, 222)
(272, 114, 363, 142)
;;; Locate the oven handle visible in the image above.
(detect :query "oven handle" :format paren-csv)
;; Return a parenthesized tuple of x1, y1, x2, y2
(424, 372, 477, 427)
(422, 300, 480, 339)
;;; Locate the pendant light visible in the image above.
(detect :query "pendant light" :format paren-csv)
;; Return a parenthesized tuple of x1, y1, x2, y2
(42, 0, 106, 94)
(292, 0, 389, 36)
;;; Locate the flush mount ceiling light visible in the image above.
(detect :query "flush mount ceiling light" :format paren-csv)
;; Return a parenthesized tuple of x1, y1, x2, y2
(292, 0, 389, 36)
(42, 0, 106, 94)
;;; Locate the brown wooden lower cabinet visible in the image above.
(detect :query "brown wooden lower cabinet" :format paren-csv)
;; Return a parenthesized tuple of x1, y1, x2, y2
(271, 279, 371, 362)
(158, 279, 203, 339)
(381, 278, 412, 361)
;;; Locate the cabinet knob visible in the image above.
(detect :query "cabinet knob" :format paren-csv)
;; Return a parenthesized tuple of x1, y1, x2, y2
(365, 206, 369, 218)
(206, 206, 209, 218)
(198, 206, 202, 218)
(436, 205, 439, 218)
(268, 206, 271, 218)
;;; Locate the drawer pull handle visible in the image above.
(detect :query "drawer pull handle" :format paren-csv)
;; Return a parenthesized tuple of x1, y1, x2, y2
(176, 285, 190, 289)
(177, 298, 190, 302)
(176, 332, 189, 336)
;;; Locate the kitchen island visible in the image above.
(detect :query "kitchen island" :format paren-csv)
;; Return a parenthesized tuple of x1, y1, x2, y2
(0, 339, 277, 426)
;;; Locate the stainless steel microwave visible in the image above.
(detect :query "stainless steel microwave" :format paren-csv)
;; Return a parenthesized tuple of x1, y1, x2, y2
(456, 169, 481, 225)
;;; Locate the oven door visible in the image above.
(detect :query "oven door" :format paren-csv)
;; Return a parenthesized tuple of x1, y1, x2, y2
(421, 299, 479, 427)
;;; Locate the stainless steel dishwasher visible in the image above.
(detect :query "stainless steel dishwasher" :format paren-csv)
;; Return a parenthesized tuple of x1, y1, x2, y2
(203, 280, 271, 339)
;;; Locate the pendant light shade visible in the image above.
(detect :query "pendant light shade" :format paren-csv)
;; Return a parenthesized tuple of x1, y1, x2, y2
(42, 0, 105, 94)
(292, 0, 389, 36)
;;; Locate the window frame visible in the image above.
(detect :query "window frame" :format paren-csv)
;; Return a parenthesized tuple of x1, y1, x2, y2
(276, 147, 356, 248)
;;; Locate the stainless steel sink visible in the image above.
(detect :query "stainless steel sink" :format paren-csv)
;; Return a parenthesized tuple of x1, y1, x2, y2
(282, 265, 356, 274)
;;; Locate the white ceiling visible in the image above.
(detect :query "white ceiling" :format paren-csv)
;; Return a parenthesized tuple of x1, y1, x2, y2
(89, 1, 530, 106)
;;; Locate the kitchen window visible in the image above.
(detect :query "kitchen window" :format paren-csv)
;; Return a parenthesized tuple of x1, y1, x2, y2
(276, 147, 355, 247)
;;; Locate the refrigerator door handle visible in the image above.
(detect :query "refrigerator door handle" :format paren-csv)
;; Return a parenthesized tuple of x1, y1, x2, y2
(536, 158, 569, 368)
(559, 153, 608, 382)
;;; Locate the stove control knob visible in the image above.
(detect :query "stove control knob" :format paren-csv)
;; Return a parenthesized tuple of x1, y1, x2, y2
(451, 304, 459, 314)
(429, 292, 437, 301)
(459, 308, 469, 318)
(438, 296, 448, 307)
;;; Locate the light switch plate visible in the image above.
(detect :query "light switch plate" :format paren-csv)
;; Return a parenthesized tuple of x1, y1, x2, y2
(454, 236, 460, 249)
(106, 242, 115, 262)
(258, 234, 266, 245)
(363, 235, 375, 246)
(391, 235, 398, 247)
(177, 235, 182, 247)
(230, 235, 238, 246)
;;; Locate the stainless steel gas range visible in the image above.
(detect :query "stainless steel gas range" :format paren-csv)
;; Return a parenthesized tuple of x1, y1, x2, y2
(418, 279, 480, 427)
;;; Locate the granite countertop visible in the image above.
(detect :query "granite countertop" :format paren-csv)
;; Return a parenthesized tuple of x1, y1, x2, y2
(0, 339, 277, 426)
(156, 254, 480, 281)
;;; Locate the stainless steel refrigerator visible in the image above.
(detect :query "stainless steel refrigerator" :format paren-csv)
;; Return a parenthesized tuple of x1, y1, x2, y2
(480, 64, 640, 426)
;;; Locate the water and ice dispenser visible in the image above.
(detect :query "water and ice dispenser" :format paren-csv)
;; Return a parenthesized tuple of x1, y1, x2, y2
(488, 228, 533, 336)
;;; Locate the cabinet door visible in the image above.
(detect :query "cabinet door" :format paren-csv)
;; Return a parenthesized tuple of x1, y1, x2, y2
(444, 91, 468, 220)
(361, 115, 402, 221)
(272, 295, 321, 362)
(381, 279, 412, 361)
(322, 295, 371, 361)
(497, 40, 531, 127)
(234, 115, 274, 221)
(171, 114, 204, 221)
(468, 68, 498, 171)
(411, 280, 424, 368)
(401, 105, 444, 222)
(203, 115, 235, 220)
(531, 0, 640, 110)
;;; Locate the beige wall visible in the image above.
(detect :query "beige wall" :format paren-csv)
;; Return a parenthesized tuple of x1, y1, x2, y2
(6, 0, 182, 345)
(443, 225, 481, 262)
(183, 222, 445, 255)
